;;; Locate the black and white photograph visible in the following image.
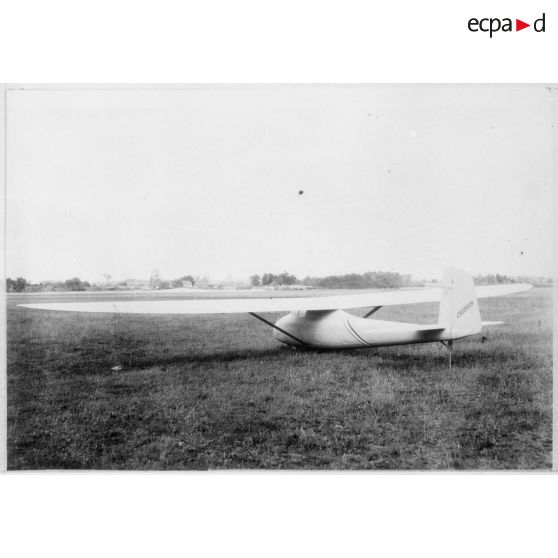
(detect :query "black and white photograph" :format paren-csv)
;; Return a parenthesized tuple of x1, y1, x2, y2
(3, 84, 554, 470)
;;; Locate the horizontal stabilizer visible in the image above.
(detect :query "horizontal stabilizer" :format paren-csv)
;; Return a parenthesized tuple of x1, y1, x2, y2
(481, 321, 504, 327)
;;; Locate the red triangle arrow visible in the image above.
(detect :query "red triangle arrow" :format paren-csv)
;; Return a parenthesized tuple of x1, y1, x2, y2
(516, 19, 530, 31)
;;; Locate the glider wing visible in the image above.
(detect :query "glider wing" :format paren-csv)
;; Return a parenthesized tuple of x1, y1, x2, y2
(17, 283, 532, 315)
(475, 283, 532, 299)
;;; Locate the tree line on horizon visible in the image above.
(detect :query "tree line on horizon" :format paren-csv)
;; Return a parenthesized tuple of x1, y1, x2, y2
(472, 273, 552, 286)
(6, 277, 92, 293)
(251, 271, 415, 289)
(6, 271, 553, 293)
(5, 275, 197, 293)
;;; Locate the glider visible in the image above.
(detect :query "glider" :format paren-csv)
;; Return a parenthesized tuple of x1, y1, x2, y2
(19, 268, 530, 352)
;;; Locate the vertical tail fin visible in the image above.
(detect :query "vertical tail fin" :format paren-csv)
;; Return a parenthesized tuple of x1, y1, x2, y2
(438, 268, 482, 339)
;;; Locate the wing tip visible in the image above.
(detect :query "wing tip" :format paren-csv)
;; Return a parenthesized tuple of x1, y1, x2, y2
(17, 303, 52, 310)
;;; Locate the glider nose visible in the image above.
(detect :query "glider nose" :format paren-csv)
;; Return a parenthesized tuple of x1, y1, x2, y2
(272, 328, 294, 345)
(273, 313, 304, 346)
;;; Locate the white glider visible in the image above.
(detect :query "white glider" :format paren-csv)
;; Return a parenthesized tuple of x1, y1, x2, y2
(19, 268, 530, 350)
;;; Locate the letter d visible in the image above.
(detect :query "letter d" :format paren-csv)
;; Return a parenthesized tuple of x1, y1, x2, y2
(534, 13, 545, 32)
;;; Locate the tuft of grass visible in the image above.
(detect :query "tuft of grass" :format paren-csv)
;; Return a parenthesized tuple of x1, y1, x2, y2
(6, 288, 552, 470)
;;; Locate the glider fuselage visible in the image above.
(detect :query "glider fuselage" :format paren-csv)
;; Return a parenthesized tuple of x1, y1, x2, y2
(272, 310, 478, 349)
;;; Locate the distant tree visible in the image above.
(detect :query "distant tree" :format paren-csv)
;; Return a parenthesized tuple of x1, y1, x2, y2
(474, 274, 515, 285)
(177, 275, 195, 286)
(149, 268, 161, 289)
(64, 277, 90, 291)
(6, 277, 28, 292)
(300, 270, 410, 289)
(36, 281, 63, 292)
(171, 275, 195, 288)
(16, 277, 28, 291)
(257, 272, 298, 287)
(261, 273, 275, 286)
(277, 272, 297, 286)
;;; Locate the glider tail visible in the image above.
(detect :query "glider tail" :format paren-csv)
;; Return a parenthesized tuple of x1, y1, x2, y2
(438, 268, 482, 339)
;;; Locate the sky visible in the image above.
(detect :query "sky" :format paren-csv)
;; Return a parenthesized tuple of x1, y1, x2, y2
(5, 85, 554, 283)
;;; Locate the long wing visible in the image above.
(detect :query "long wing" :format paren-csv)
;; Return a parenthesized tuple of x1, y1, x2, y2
(475, 283, 533, 299)
(17, 283, 532, 315)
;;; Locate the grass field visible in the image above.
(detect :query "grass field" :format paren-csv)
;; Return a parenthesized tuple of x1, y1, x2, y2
(7, 287, 552, 470)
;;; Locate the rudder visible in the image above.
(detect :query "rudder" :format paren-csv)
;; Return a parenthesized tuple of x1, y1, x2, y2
(438, 268, 482, 339)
